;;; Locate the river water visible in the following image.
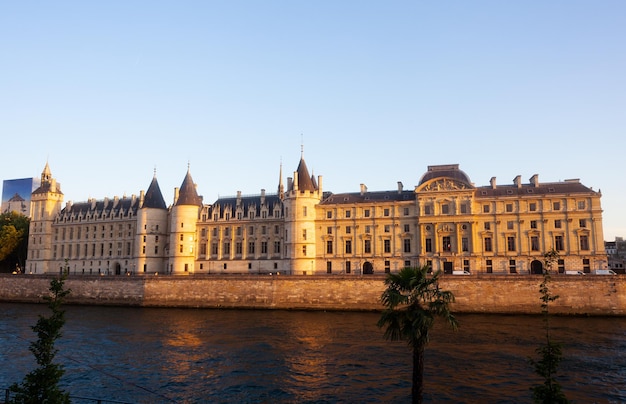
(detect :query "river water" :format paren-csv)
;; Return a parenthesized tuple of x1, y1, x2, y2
(0, 303, 624, 403)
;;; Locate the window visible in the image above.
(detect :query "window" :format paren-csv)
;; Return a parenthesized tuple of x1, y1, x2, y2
(212, 243, 218, 255)
(441, 204, 450, 214)
(345, 210, 351, 218)
(425, 238, 432, 253)
(403, 207, 409, 216)
(327, 226, 332, 235)
(424, 205, 431, 215)
(483, 204, 490, 213)
(463, 260, 470, 272)
(506, 204, 513, 213)
(443, 236, 451, 252)
(484, 222, 491, 230)
(580, 235, 589, 251)
(404, 224, 410, 232)
(530, 220, 537, 229)
(364, 240, 371, 254)
(249, 226, 254, 235)
(462, 237, 469, 252)
(583, 258, 590, 272)
(327, 211, 332, 219)
(507, 237, 516, 251)
(302, 245, 307, 256)
(558, 259, 565, 272)
(327, 261, 332, 274)
(384, 239, 391, 253)
(531, 236, 539, 251)
(486, 259, 493, 273)
(507, 221, 514, 230)
(346, 261, 351, 273)
(384, 225, 390, 233)
(579, 219, 587, 228)
(223, 242, 230, 255)
(302, 229, 307, 240)
(274, 241, 281, 254)
(578, 201, 586, 210)
(303, 206, 307, 217)
(384, 208, 390, 217)
(460, 203, 468, 214)
(403, 239, 411, 253)
(236, 242, 242, 255)
(248, 241, 255, 254)
(509, 259, 517, 273)
(364, 209, 370, 218)
(555, 236, 564, 251)
(346, 226, 351, 234)
(326, 240, 333, 254)
(484, 237, 492, 252)
(384, 260, 390, 273)
(553, 202, 560, 211)
(345, 240, 352, 254)
(529, 202, 537, 212)
(261, 241, 268, 254)
(365, 226, 371, 234)
(555, 220, 562, 229)
(236, 226, 242, 236)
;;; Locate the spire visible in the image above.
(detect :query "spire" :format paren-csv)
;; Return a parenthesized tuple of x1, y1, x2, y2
(176, 168, 202, 206)
(278, 158, 285, 199)
(42, 161, 52, 183)
(142, 172, 167, 209)
(294, 155, 316, 192)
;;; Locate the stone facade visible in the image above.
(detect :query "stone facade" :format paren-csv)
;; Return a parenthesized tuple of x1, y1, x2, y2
(25, 154, 607, 276)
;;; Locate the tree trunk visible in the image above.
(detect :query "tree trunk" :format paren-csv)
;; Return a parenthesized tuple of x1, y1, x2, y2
(412, 343, 425, 404)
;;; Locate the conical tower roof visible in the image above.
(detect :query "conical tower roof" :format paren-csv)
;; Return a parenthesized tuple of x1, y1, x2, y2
(143, 174, 167, 209)
(295, 157, 316, 192)
(176, 169, 202, 206)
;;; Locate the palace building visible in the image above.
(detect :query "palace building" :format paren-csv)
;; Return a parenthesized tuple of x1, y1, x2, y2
(26, 155, 607, 276)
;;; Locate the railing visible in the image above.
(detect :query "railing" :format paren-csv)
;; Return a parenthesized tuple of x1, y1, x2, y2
(3, 389, 133, 404)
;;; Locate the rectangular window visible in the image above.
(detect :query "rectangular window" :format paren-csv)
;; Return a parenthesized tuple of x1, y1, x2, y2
(364, 209, 370, 218)
(555, 236, 564, 251)
(345, 261, 351, 273)
(579, 219, 587, 228)
(403, 207, 409, 216)
(530, 220, 537, 229)
(529, 202, 537, 212)
(223, 242, 230, 256)
(425, 238, 432, 253)
(302, 229, 307, 240)
(345, 240, 352, 254)
(507, 237, 516, 252)
(404, 224, 410, 232)
(403, 239, 411, 253)
(509, 259, 517, 273)
(484, 222, 491, 231)
(462, 237, 468, 252)
(443, 236, 451, 251)
(384, 208, 390, 217)
(365, 226, 371, 234)
(327, 210, 332, 219)
(558, 259, 565, 272)
(507, 221, 514, 230)
(249, 226, 254, 235)
(261, 241, 268, 254)
(384, 239, 391, 253)
(484, 237, 492, 252)
(384, 225, 390, 233)
(248, 241, 255, 254)
(236, 242, 242, 255)
(486, 259, 493, 273)
(531, 236, 539, 251)
(555, 220, 562, 229)
(303, 206, 307, 217)
(460, 203, 468, 214)
(441, 204, 449, 214)
(483, 204, 490, 213)
(506, 203, 513, 212)
(345, 210, 351, 218)
(326, 240, 333, 254)
(302, 245, 307, 256)
(582, 258, 590, 272)
(237, 226, 242, 236)
(463, 260, 470, 272)
(384, 260, 390, 273)
(212, 243, 218, 255)
(327, 226, 332, 235)
(580, 235, 589, 251)
(424, 205, 431, 215)
(346, 226, 351, 234)
(274, 241, 281, 254)
(364, 240, 371, 254)
(553, 202, 560, 211)
(578, 201, 586, 210)
(327, 261, 332, 274)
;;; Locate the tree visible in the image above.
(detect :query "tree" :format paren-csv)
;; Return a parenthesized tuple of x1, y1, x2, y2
(378, 265, 458, 404)
(9, 273, 71, 404)
(0, 211, 30, 272)
(529, 249, 569, 403)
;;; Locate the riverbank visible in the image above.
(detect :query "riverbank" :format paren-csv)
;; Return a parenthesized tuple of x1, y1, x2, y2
(0, 274, 623, 315)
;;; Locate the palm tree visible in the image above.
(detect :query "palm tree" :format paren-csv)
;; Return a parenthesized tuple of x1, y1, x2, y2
(378, 265, 458, 404)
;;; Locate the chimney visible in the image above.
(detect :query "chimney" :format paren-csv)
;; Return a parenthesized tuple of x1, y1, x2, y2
(260, 189, 266, 204)
(293, 171, 299, 191)
(237, 191, 242, 205)
(317, 175, 323, 194)
(397, 181, 403, 194)
(287, 177, 293, 192)
(513, 175, 522, 188)
(173, 187, 179, 205)
(490, 177, 497, 189)
(530, 174, 539, 187)
(360, 183, 368, 195)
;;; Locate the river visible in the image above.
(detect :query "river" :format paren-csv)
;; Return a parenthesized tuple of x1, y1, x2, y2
(0, 303, 624, 403)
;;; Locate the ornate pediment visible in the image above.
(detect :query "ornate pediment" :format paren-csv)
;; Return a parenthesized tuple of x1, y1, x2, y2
(418, 178, 472, 192)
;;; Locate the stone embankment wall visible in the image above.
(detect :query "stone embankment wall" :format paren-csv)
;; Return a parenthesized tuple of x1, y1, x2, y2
(0, 274, 624, 315)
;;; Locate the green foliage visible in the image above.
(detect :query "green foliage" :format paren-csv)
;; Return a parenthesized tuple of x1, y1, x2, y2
(378, 265, 458, 404)
(9, 273, 72, 404)
(0, 211, 30, 271)
(529, 249, 569, 404)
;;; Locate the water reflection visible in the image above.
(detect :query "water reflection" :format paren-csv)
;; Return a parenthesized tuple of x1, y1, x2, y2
(0, 304, 624, 403)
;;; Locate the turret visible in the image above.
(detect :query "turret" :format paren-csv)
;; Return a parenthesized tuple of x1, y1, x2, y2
(136, 171, 169, 275)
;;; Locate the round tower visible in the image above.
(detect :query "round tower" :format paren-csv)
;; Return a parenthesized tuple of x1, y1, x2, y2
(27, 162, 64, 274)
(283, 153, 322, 275)
(136, 171, 169, 275)
(168, 168, 202, 275)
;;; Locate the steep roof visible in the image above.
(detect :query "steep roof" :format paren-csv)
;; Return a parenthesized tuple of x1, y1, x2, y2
(142, 176, 167, 209)
(291, 157, 317, 192)
(210, 193, 283, 219)
(320, 190, 415, 205)
(176, 170, 202, 206)
(418, 164, 471, 186)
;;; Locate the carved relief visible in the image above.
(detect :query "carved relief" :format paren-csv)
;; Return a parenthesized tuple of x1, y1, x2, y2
(422, 178, 469, 192)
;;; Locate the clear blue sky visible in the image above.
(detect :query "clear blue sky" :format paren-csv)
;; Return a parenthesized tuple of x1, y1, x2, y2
(1, 1, 625, 239)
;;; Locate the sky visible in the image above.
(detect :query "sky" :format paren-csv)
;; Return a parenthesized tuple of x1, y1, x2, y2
(1, 1, 625, 239)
